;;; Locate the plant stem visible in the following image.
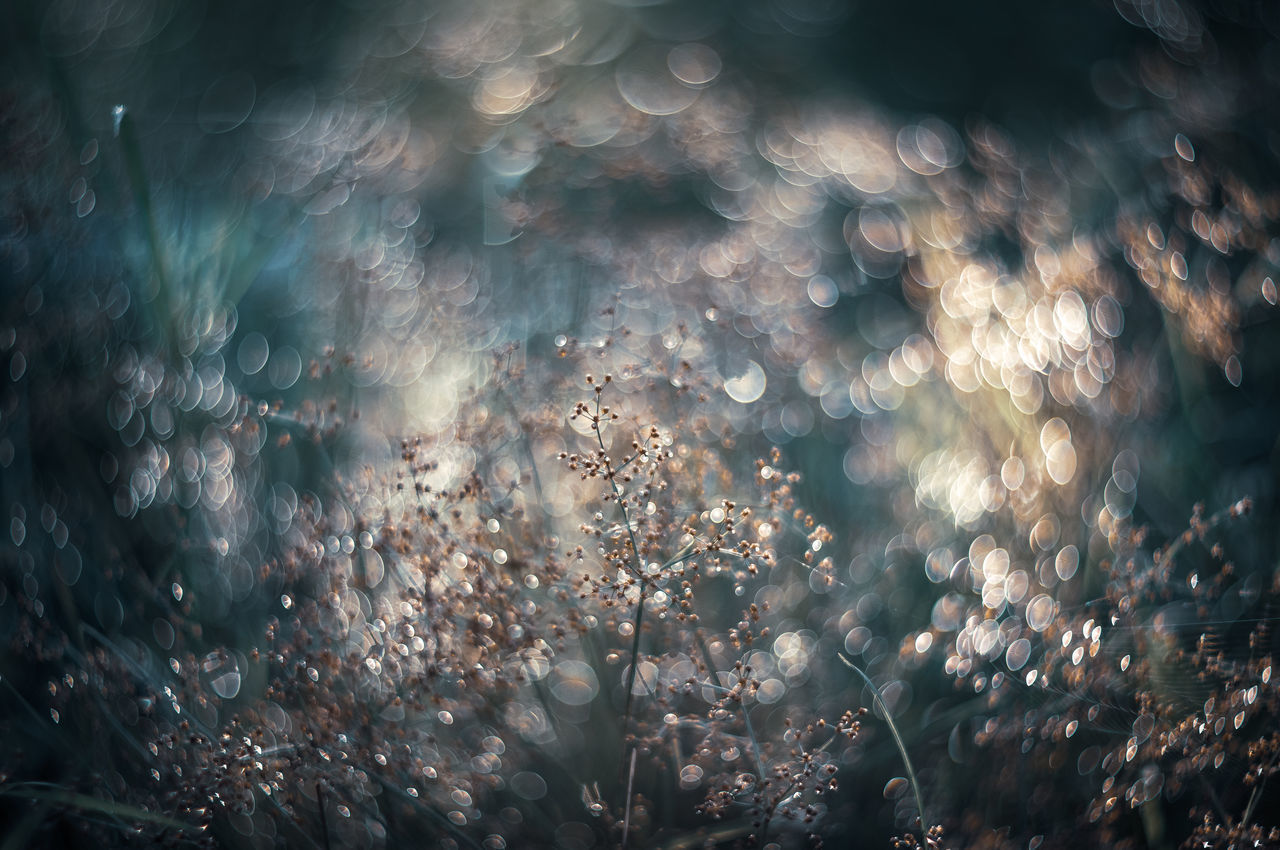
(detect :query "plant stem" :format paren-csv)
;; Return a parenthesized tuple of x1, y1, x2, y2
(316, 782, 332, 850)
(622, 747, 638, 849)
(1241, 745, 1280, 829)
(592, 394, 649, 755)
(838, 651, 929, 841)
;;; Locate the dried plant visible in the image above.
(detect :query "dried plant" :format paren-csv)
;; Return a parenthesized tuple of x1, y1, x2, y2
(3, 0, 1280, 848)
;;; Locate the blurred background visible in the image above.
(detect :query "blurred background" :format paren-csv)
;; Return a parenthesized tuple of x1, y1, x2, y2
(2, 0, 1279, 847)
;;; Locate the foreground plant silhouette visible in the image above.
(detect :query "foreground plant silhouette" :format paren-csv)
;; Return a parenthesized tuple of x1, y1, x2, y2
(51, 357, 854, 848)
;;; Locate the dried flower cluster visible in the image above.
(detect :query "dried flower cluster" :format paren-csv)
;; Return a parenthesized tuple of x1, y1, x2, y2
(4, 0, 1280, 848)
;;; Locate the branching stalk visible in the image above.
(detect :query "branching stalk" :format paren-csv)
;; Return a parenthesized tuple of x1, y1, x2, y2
(591, 395, 650, 767)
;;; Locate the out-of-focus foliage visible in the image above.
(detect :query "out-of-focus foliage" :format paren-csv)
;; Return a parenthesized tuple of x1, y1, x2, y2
(2, 0, 1280, 847)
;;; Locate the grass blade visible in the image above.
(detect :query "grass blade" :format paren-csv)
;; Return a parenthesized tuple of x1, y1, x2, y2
(0, 785, 196, 832)
(837, 651, 929, 840)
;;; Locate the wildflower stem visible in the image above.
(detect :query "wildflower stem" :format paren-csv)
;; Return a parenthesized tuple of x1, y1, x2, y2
(614, 448, 646, 475)
(622, 747, 638, 849)
(316, 782, 332, 850)
(592, 394, 649, 765)
(1240, 745, 1280, 829)
(838, 651, 929, 841)
(756, 776, 803, 845)
(620, 598, 647, 745)
(693, 630, 767, 781)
